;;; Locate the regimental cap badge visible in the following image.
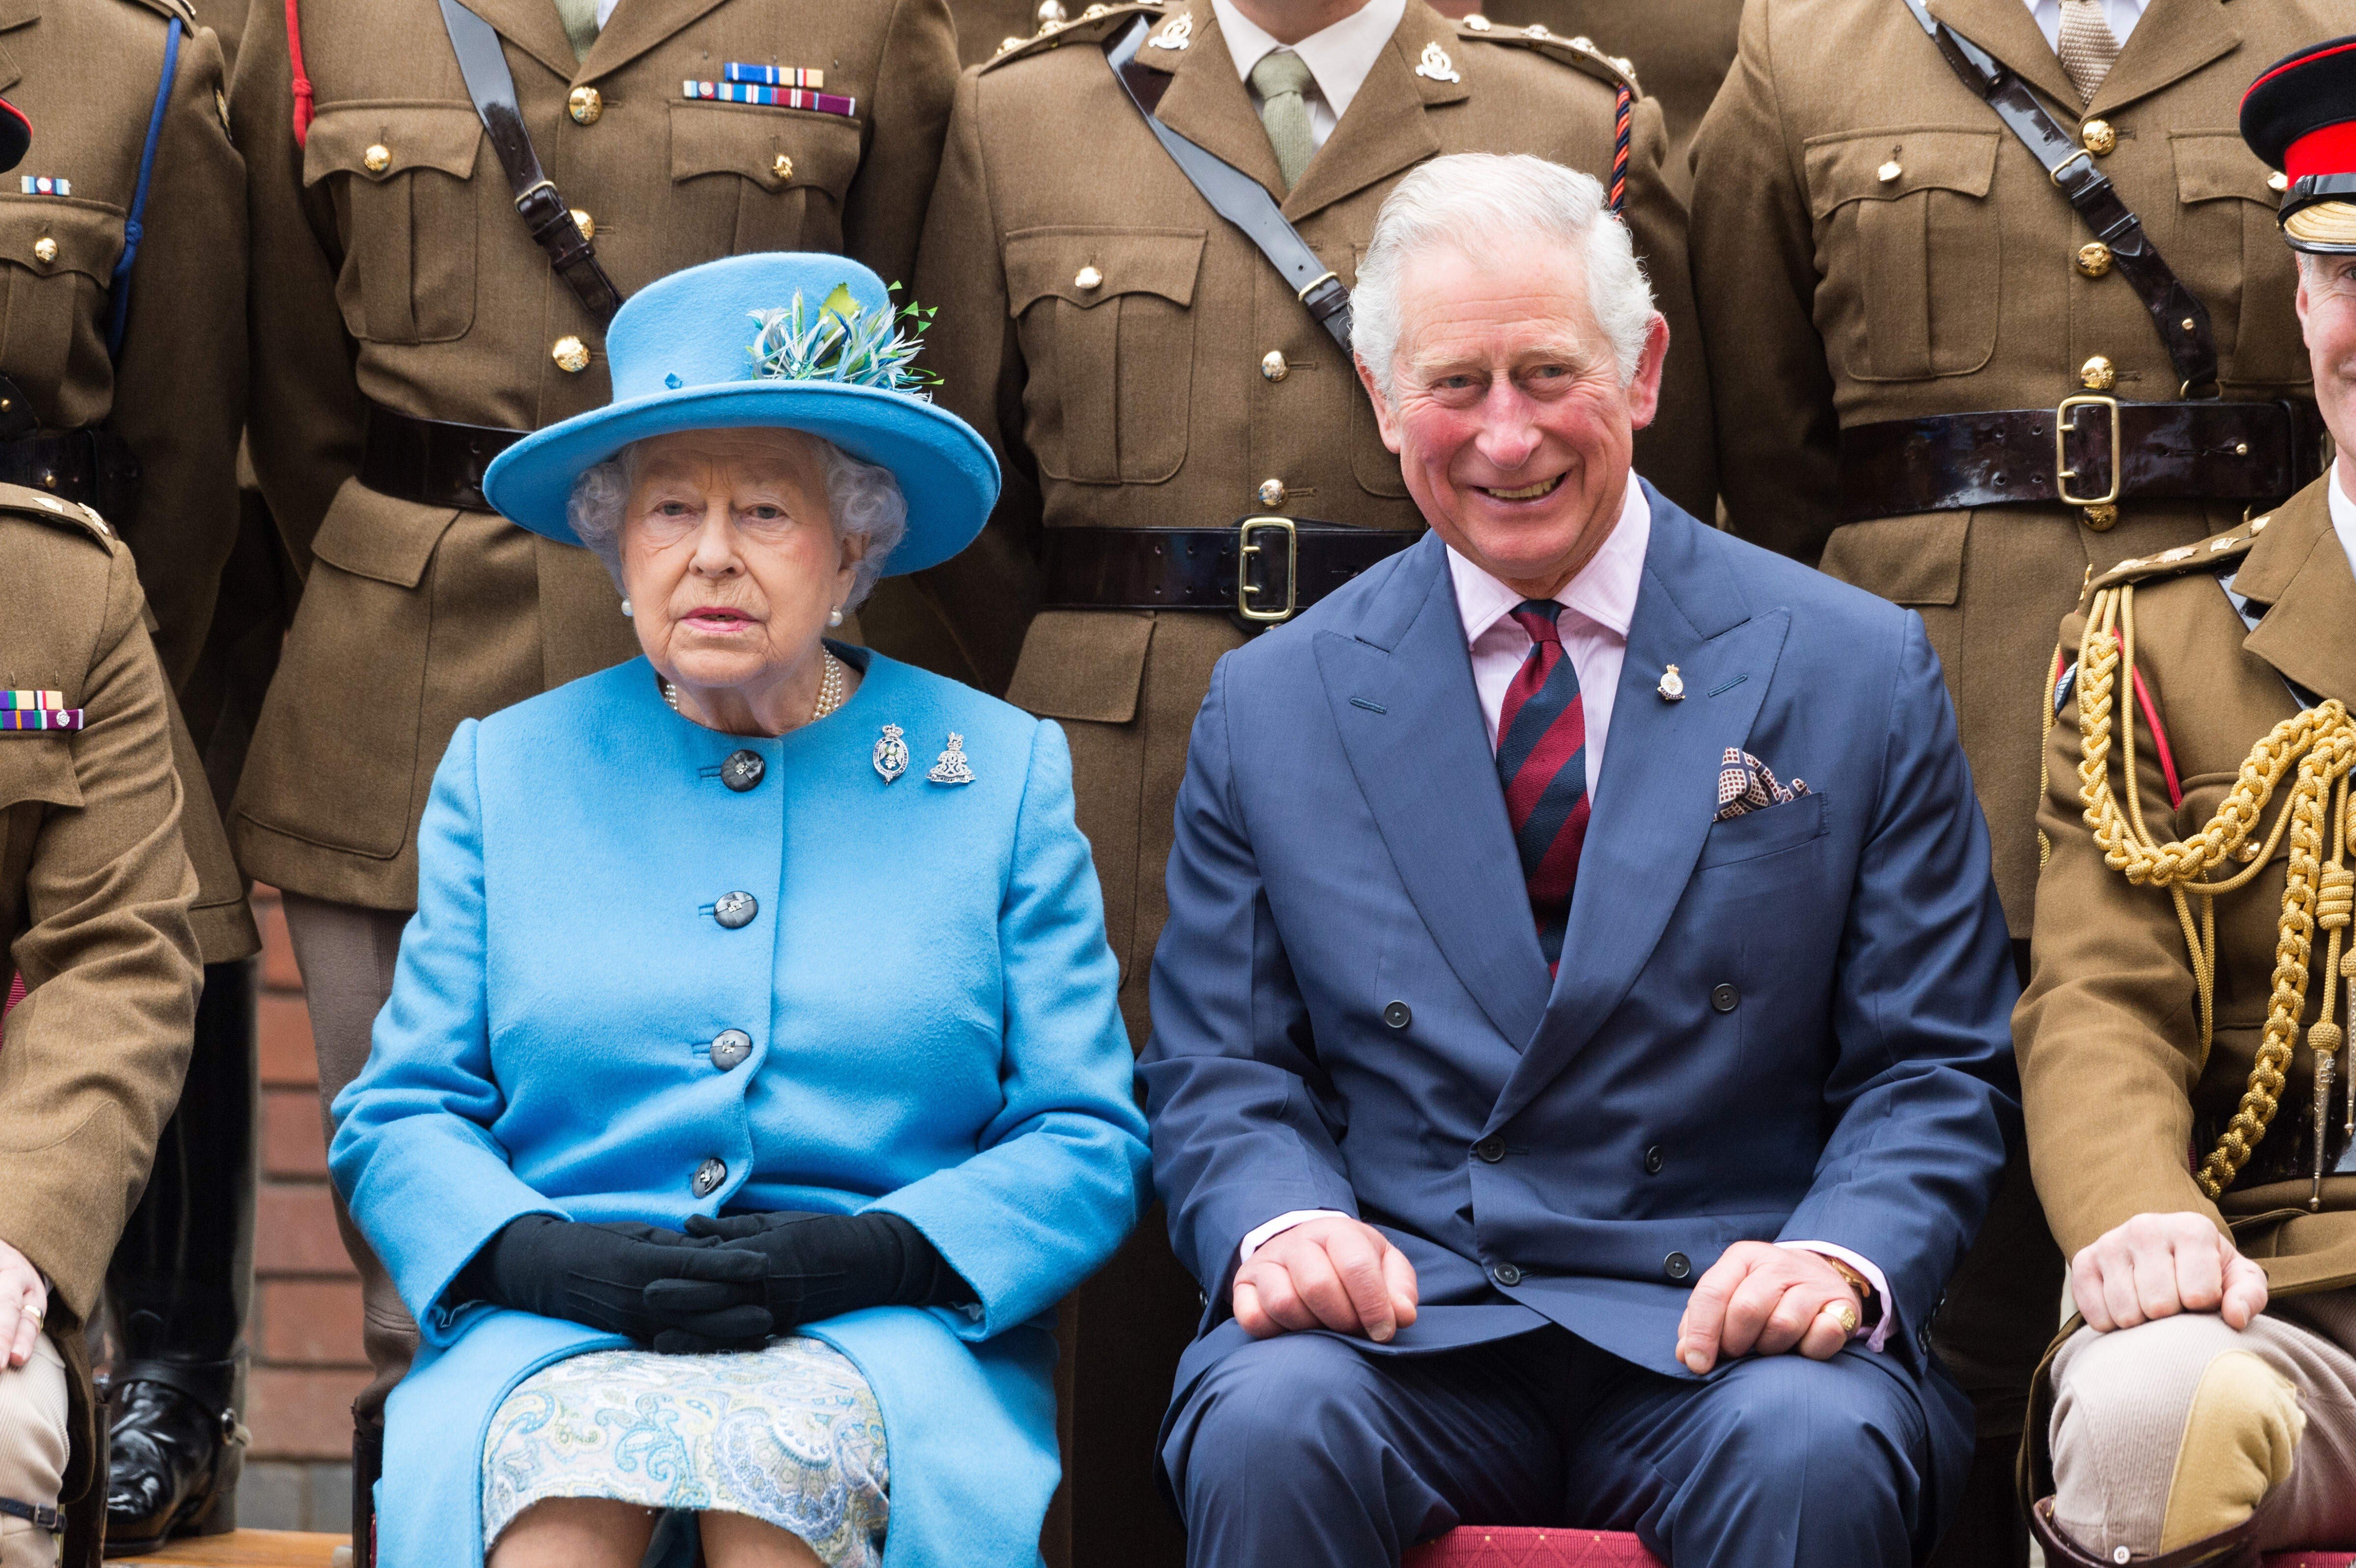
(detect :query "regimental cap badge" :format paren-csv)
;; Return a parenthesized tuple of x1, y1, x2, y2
(929, 732, 976, 785)
(874, 722, 910, 783)
(1657, 664, 1685, 701)
(1149, 11, 1192, 48)
(1415, 42, 1460, 82)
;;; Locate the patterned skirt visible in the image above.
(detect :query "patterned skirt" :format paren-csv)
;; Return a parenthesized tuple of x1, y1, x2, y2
(480, 1336, 889, 1565)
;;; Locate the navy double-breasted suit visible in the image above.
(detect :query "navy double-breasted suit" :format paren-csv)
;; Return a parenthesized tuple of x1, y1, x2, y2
(1140, 490, 2020, 1566)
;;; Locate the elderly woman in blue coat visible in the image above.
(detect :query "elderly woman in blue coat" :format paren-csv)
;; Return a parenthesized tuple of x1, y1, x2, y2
(326, 253, 1151, 1568)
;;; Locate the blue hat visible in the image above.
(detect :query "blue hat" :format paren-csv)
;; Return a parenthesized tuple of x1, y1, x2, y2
(482, 253, 999, 576)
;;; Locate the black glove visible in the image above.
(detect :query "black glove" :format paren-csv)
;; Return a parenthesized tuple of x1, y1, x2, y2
(643, 1211, 972, 1337)
(457, 1216, 775, 1348)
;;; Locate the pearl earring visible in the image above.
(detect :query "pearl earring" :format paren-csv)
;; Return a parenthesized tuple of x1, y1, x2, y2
(827, 607, 844, 628)
(620, 597, 633, 617)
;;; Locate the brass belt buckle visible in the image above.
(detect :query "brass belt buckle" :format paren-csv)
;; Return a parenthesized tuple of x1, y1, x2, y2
(2056, 394, 2123, 508)
(1237, 515, 1299, 622)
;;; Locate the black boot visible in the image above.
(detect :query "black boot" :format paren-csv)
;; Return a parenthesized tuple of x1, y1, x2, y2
(102, 957, 256, 1552)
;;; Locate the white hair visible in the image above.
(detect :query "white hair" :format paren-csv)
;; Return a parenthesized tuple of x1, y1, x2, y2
(1351, 153, 1657, 404)
(564, 433, 909, 611)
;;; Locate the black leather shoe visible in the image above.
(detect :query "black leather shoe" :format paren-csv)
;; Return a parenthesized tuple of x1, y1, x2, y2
(101, 1359, 244, 1554)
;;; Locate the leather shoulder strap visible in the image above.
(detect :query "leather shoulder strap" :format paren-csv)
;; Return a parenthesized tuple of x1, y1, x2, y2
(1101, 15, 1354, 350)
(1897, 0, 2218, 396)
(436, 0, 624, 327)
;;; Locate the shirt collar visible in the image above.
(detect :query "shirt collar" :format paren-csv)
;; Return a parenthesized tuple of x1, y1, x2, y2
(1448, 479, 1652, 647)
(1211, 0, 1407, 125)
(2329, 458, 2356, 575)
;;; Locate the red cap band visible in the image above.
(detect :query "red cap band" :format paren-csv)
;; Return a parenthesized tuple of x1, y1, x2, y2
(2288, 120, 2356, 183)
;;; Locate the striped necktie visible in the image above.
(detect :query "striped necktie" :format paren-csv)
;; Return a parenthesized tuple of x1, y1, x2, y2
(1496, 600, 1590, 971)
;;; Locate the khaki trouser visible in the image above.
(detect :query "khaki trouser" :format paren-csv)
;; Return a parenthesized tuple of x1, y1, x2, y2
(2050, 1290, 2356, 1558)
(280, 892, 417, 1422)
(0, 1336, 66, 1568)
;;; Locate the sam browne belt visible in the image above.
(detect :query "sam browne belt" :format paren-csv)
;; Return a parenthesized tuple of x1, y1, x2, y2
(1041, 520, 1418, 623)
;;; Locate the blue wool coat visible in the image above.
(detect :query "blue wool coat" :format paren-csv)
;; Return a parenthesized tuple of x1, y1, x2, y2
(328, 649, 1151, 1568)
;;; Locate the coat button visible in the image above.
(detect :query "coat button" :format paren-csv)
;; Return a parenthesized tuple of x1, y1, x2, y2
(1710, 983, 1739, 1013)
(2075, 241, 2112, 278)
(1473, 1136, 1505, 1164)
(569, 207, 595, 240)
(2080, 354, 2116, 391)
(30, 237, 55, 264)
(363, 143, 391, 174)
(1382, 1000, 1411, 1029)
(1074, 265, 1103, 291)
(2270, 170, 2291, 193)
(1261, 350, 1289, 382)
(721, 749, 765, 792)
(1643, 1145, 1665, 1175)
(568, 85, 603, 124)
(772, 152, 794, 181)
(1876, 158, 1901, 183)
(1492, 1263, 1523, 1287)
(692, 1157, 727, 1197)
(1664, 1251, 1692, 1281)
(709, 1030, 752, 1070)
(552, 336, 591, 373)
(713, 891, 758, 929)
(1257, 478, 1287, 507)
(2081, 117, 2115, 156)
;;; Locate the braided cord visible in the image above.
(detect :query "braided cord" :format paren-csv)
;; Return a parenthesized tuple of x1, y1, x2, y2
(1609, 85, 1632, 213)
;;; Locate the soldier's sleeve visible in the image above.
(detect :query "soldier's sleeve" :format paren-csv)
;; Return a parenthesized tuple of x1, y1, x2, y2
(229, 0, 363, 576)
(109, 20, 248, 691)
(2013, 609, 2221, 1258)
(0, 546, 201, 1318)
(841, 0, 960, 291)
(1617, 88, 1716, 521)
(1686, 0, 1841, 563)
(884, 65, 1041, 695)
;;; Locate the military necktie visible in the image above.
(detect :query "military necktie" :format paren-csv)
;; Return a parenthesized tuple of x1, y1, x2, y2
(1496, 601, 1590, 973)
(2057, 0, 2121, 106)
(553, 0, 600, 62)
(1249, 50, 1317, 192)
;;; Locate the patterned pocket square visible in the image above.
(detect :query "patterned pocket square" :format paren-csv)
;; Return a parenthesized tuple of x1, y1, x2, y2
(1714, 748, 1810, 821)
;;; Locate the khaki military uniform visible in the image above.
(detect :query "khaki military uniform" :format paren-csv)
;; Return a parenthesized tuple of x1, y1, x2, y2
(227, 0, 959, 911)
(2018, 476, 2356, 1551)
(953, 0, 1054, 66)
(0, 487, 211, 1568)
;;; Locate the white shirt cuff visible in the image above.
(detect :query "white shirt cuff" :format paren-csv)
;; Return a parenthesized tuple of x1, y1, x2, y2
(1237, 1209, 1349, 1267)
(1779, 1240, 1894, 1351)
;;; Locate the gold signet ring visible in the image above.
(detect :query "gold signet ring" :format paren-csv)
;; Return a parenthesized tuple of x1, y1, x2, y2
(1820, 1300, 1859, 1335)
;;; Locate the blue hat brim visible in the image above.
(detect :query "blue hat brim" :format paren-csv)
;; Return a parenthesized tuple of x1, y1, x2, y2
(480, 380, 1000, 577)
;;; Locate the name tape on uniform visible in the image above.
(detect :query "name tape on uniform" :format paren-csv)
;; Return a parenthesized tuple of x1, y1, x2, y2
(19, 177, 68, 196)
(722, 63, 824, 88)
(683, 80, 856, 116)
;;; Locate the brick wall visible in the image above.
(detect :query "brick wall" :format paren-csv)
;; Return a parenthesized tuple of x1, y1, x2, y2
(241, 888, 367, 1530)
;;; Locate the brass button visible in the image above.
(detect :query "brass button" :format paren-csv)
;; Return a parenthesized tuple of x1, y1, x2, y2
(569, 208, 594, 240)
(1257, 478, 1288, 507)
(363, 143, 391, 174)
(2081, 118, 2115, 156)
(2270, 170, 2291, 193)
(2076, 241, 2112, 278)
(30, 237, 55, 264)
(2082, 504, 2119, 532)
(552, 335, 591, 373)
(1074, 265, 1103, 292)
(1464, 12, 1490, 27)
(1261, 350, 1289, 382)
(1877, 159, 1902, 183)
(772, 152, 793, 181)
(1036, 0, 1066, 22)
(2080, 354, 2115, 391)
(568, 86, 603, 125)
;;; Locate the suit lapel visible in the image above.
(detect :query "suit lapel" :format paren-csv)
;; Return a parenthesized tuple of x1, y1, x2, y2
(1315, 534, 1552, 1050)
(1282, 0, 1463, 222)
(1924, 0, 2082, 115)
(457, 0, 580, 84)
(2086, 0, 2237, 118)
(580, 0, 732, 85)
(2235, 482, 2356, 708)
(1489, 492, 1790, 1129)
(1140, 9, 1291, 199)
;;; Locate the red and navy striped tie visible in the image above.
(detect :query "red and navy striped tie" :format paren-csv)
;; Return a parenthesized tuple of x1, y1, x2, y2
(1496, 600, 1590, 971)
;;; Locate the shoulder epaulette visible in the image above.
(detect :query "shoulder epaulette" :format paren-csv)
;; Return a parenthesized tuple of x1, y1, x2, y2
(123, 0, 200, 27)
(983, 0, 1166, 70)
(1452, 15, 1641, 96)
(2084, 516, 2268, 600)
(0, 483, 118, 553)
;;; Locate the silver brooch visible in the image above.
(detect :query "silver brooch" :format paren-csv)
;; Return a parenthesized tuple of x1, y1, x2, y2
(874, 723, 910, 783)
(1657, 664, 1686, 702)
(928, 733, 976, 785)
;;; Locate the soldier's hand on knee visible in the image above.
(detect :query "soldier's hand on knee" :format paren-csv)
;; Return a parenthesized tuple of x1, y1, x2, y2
(0, 1241, 46, 1368)
(1232, 1217, 1419, 1344)
(1677, 1242, 1864, 1374)
(2072, 1212, 2270, 1332)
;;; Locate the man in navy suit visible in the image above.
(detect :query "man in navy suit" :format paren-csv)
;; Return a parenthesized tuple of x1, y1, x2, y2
(1139, 152, 2021, 1567)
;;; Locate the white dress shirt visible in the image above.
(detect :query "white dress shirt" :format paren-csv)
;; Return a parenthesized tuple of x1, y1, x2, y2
(1212, 0, 1408, 151)
(2330, 459, 2356, 575)
(594, 0, 620, 28)
(2022, 0, 2147, 51)
(1238, 480, 1895, 1350)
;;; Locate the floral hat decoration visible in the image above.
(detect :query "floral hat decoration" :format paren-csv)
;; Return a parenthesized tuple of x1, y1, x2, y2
(481, 252, 999, 576)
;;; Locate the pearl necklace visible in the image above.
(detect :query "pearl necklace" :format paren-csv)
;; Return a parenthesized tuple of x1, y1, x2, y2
(664, 649, 846, 727)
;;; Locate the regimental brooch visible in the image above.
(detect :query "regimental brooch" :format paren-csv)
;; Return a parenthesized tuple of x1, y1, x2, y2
(874, 723, 910, 783)
(1657, 664, 1686, 702)
(929, 733, 976, 785)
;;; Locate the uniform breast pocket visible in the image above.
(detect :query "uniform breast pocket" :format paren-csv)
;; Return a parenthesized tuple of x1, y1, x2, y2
(2172, 133, 2306, 387)
(0, 198, 124, 406)
(1804, 128, 2001, 382)
(1004, 227, 1205, 485)
(305, 103, 484, 345)
(669, 103, 864, 258)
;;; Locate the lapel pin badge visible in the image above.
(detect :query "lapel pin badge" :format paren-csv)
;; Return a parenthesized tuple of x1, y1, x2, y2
(929, 732, 976, 785)
(1657, 664, 1685, 702)
(874, 723, 910, 783)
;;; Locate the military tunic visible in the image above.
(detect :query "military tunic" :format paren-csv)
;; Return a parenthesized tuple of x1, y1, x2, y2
(1690, 0, 2338, 932)
(0, 486, 208, 1568)
(227, 0, 960, 911)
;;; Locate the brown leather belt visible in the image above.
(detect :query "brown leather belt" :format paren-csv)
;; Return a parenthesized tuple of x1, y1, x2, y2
(1040, 520, 1419, 623)
(0, 428, 141, 519)
(358, 402, 527, 512)
(1837, 398, 2327, 522)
